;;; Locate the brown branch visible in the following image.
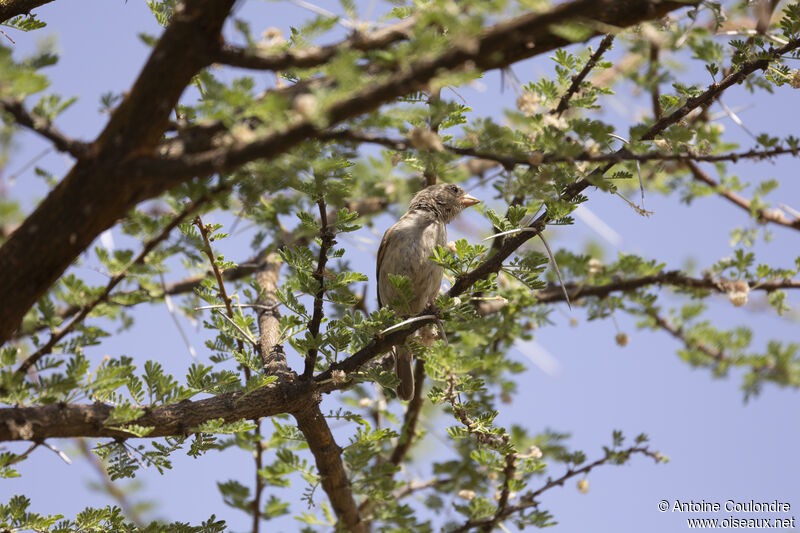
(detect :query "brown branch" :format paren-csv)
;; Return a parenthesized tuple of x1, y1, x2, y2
(0, 378, 326, 442)
(480, 453, 518, 533)
(293, 402, 367, 533)
(256, 253, 287, 375)
(252, 420, 264, 533)
(303, 198, 335, 379)
(649, 41, 662, 120)
(647, 310, 727, 363)
(448, 446, 661, 532)
(0, 0, 53, 22)
(552, 34, 615, 117)
(15, 191, 217, 376)
(534, 270, 800, 305)
(194, 215, 251, 380)
(214, 16, 417, 71)
(324, 129, 800, 169)
(640, 37, 800, 141)
(685, 160, 800, 231)
(0, 98, 91, 158)
(251, 249, 290, 531)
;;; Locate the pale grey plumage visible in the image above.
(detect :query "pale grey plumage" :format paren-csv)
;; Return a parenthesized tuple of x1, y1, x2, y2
(377, 183, 479, 400)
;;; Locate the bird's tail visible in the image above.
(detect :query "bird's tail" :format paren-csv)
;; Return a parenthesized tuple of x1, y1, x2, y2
(394, 346, 415, 401)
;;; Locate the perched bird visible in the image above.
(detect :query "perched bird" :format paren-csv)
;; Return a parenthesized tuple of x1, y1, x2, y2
(377, 183, 480, 400)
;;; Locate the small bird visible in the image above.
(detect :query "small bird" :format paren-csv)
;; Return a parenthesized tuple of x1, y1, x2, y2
(377, 183, 480, 400)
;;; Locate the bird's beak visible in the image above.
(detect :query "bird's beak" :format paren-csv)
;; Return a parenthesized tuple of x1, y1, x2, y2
(460, 193, 481, 207)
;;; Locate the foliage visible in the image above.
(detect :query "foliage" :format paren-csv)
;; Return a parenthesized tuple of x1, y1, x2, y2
(1, 0, 800, 531)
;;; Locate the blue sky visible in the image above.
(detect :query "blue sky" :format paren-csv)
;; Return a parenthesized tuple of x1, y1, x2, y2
(2, 1, 799, 531)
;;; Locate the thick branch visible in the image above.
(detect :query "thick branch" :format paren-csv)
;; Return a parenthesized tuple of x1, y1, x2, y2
(0, 0, 53, 22)
(0, 98, 91, 158)
(293, 403, 367, 533)
(0, 379, 318, 441)
(256, 253, 287, 375)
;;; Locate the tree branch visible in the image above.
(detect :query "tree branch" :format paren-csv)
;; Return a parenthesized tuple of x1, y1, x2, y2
(0, 98, 91, 158)
(448, 446, 662, 532)
(552, 34, 614, 117)
(646, 309, 727, 363)
(324, 129, 800, 169)
(685, 160, 800, 231)
(0, 0, 53, 22)
(480, 453, 518, 533)
(214, 16, 417, 71)
(640, 37, 800, 141)
(255, 253, 287, 375)
(0, 379, 321, 441)
(303, 198, 335, 379)
(194, 215, 251, 380)
(534, 270, 800, 305)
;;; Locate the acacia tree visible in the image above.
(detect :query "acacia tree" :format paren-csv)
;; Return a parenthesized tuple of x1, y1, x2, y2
(1, 0, 799, 531)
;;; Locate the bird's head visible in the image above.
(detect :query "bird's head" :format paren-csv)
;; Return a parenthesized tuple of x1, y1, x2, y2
(409, 183, 480, 223)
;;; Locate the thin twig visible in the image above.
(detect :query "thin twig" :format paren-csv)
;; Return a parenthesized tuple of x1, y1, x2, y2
(649, 41, 662, 120)
(647, 309, 727, 363)
(75, 438, 144, 527)
(552, 34, 614, 117)
(449, 446, 661, 532)
(481, 453, 518, 533)
(303, 198, 336, 379)
(194, 215, 251, 380)
(252, 419, 264, 533)
(685, 161, 800, 231)
(0, 98, 91, 158)
(323, 129, 800, 169)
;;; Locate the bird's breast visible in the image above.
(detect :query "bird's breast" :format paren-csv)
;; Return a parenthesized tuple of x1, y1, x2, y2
(378, 216, 446, 315)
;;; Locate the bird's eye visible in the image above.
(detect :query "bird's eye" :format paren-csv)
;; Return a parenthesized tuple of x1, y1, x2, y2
(448, 185, 459, 193)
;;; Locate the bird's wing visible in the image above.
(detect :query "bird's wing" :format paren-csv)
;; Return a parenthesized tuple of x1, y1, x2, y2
(376, 224, 393, 309)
